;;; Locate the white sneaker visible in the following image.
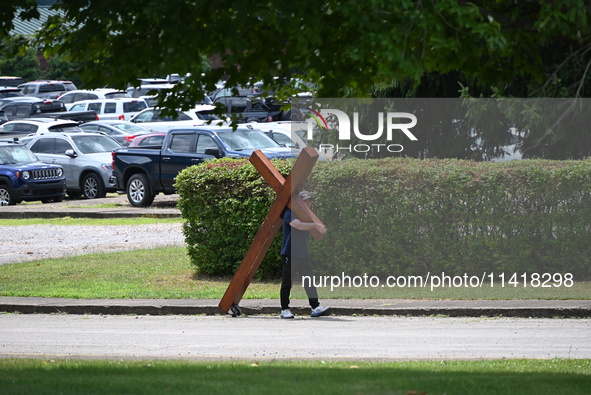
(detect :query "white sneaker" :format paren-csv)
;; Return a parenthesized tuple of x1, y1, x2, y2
(280, 309, 294, 319)
(311, 305, 331, 317)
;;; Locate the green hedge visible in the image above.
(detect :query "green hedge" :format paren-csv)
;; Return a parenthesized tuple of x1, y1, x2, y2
(176, 157, 591, 280)
(175, 158, 292, 279)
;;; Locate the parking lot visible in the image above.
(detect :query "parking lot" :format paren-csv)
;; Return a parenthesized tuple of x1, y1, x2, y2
(0, 194, 183, 265)
(0, 193, 180, 219)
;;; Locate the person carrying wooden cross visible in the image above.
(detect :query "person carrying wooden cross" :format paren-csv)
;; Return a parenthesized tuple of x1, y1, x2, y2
(279, 190, 331, 319)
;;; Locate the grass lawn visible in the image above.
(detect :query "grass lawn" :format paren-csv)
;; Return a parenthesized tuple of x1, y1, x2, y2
(0, 246, 590, 300)
(0, 359, 589, 395)
(1, 217, 589, 300)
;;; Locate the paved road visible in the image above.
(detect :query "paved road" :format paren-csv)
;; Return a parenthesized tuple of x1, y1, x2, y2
(1, 314, 589, 360)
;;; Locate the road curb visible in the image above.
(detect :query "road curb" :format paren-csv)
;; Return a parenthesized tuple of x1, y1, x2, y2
(1, 298, 589, 318)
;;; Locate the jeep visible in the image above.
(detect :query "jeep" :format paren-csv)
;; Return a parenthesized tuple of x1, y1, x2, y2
(0, 141, 66, 205)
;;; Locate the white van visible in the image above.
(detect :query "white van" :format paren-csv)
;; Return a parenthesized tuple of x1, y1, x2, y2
(67, 98, 148, 121)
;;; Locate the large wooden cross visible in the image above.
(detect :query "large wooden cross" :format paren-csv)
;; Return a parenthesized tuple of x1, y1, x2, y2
(219, 146, 324, 315)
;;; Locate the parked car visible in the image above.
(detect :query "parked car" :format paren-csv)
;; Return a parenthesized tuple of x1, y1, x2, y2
(128, 105, 221, 132)
(21, 132, 122, 199)
(130, 105, 220, 122)
(0, 140, 66, 205)
(0, 96, 32, 108)
(111, 126, 297, 206)
(208, 81, 261, 101)
(126, 83, 177, 107)
(182, 105, 221, 122)
(79, 120, 153, 146)
(135, 78, 170, 85)
(126, 83, 213, 107)
(0, 97, 97, 124)
(136, 74, 190, 85)
(0, 76, 26, 87)
(241, 121, 334, 160)
(66, 98, 148, 121)
(130, 107, 190, 123)
(18, 80, 77, 99)
(0, 119, 83, 141)
(0, 87, 24, 99)
(213, 95, 289, 123)
(127, 132, 166, 147)
(250, 125, 300, 149)
(57, 89, 129, 104)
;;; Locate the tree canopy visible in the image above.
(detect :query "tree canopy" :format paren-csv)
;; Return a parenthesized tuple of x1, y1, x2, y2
(2, 1, 591, 159)
(2, 1, 590, 98)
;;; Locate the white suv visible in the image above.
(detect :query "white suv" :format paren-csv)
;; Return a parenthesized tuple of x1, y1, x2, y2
(0, 119, 83, 140)
(67, 98, 148, 121)
(128, 105, 222, 132)
(57, 89, 129, 104)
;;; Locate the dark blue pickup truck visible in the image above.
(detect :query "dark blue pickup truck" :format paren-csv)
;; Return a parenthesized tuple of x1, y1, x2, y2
(0, 141, 66, 205)
(111, 126, 297, 207)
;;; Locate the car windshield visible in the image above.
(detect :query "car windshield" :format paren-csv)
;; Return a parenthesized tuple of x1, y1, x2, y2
(71, 135, 121, 154)
(269, 132, 297, 148)
(217, 130, 280, 151)
(0, 145, 38, 164)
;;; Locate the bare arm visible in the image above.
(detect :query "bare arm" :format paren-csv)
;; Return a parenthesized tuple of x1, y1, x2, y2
(290, 219, 327, 235)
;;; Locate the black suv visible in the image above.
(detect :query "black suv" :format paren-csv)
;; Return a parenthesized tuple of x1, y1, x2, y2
(0, 141, 66, 205)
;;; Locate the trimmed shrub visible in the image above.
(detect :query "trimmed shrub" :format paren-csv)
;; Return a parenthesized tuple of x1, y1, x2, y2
(175, 158, 293, 279)
(307, 158, 591, 279)
(176, 157, 591, 280)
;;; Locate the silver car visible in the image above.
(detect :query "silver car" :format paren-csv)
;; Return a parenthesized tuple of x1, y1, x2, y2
(21, 132, 122, 199)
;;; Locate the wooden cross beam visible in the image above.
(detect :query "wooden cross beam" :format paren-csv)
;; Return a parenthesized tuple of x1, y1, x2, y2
(218, 146, 324, 315)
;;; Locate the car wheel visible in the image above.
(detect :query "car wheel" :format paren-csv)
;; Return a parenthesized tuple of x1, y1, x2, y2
(0, 184, 17, 206)
(290, 110, 303, 122)
(281, 110, 292, 121)
(82, 173, 106, 199)
(127, 173, 155, 207)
